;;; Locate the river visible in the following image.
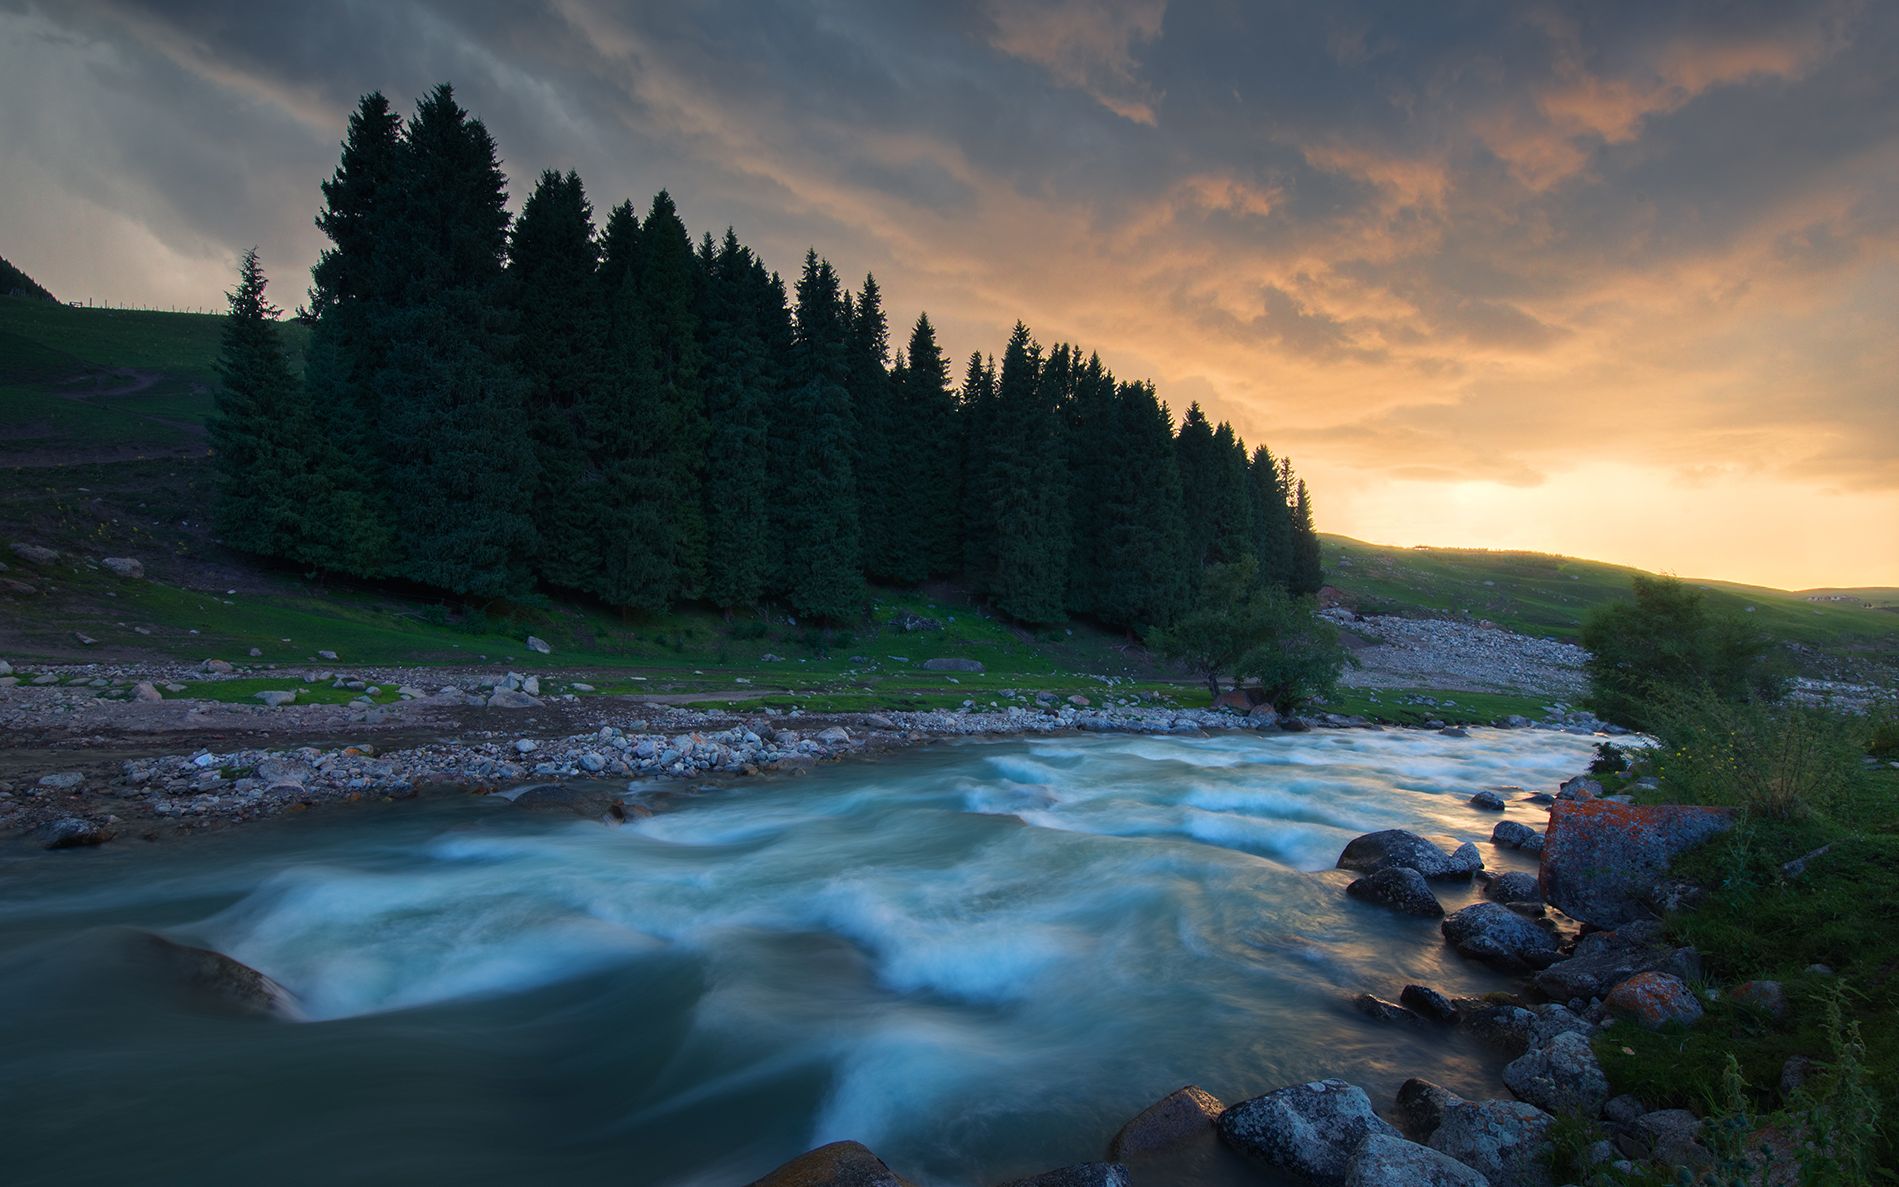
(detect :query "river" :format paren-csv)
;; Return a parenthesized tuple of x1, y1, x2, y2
(0, 727, 1599, 1186)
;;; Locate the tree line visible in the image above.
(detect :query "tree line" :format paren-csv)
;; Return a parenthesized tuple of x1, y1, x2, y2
(212, 84, 1324, 630)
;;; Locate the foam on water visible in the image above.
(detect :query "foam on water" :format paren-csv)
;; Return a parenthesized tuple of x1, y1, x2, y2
(0, 726, 1604, 1186)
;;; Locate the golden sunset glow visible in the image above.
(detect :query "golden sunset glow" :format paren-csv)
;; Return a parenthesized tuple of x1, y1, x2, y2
(2, 1, 1894, 587)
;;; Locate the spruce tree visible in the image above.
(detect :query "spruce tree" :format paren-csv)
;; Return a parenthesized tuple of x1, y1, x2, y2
(210, 248, 303, 558)
(698, 229, 773, 610)
(987, 323, 1070, 623)
(774, 251, 864, 620)
(959, 350, 999, 588)
(1288, 474, 1325, 595)
(1093, 381, 1190, 630)
(633, 191, 709, 598)
(1248, 445, 1294, 588)
(897, 313, 961, 578)
(298, 90, 403, 578)
(374, 84, 536, 600)
(508, 169, 604, 592)
(1062, 349, 1118, 616)
(847, 274, 902, 582)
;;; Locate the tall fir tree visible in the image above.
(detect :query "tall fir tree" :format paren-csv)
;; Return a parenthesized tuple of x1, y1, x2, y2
(697, 229, 774, 610)
(1288, 474, 1325, 595)
(210, 249, 305, 559)
(847, 274, 905, 583)
(508, 169, 604, 592)
(897, 313, 961, 578)
(987, 323, 1070, 623)
(1247, 445, 1294, 588)
(959, 349, 1000, 588)
(297, 90, 404, 577)
(1093, 381, 1192, 630)
(1062, 349, 1119, 616)
(774, 251, 864, 620)
(374, 84, 536, 600)
(633, 191, 709, 598)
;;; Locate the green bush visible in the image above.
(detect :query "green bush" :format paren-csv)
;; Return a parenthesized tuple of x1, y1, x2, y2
(1649, 691, 1865, 820)
(1581, 574, 1786, 731)
(1864, 701, 1899, 761)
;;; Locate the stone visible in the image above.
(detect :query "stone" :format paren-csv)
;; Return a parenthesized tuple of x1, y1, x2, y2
(816, 725, 852, 745)
(1346, 866, 1445, 916)
(1394, 1078, 1461, 1140)
(862, 714, 898, 731)
(1352, 994, 1426, 1026)
(1539, 800, 1734, 927)
(995, 1163, 1128, 1187)
(10, 542, 58, 564)
(1246, 704, 1280, 727)
(254, 690, 296, 707)
(73, 632, 98, 646)
(1068, 695, 1091, 707)
(921, 657, 984, 672)
(578, 753, 607, 773)
(1217, 1078, 1400, 1185)
(748, 1140, 917, 1187)
(1343, 1133, 1489, 1187)
(1531, 922, 1699, 1001)
(101, 556, 144, 578)
(1558, 775, 1603, 800)
(133, 681, 163, 703)
(510, 783, 624, 819)
(38, 771, 85, 790)
(525, 635, 552, 654)
(1469, 789, 1507, 810)
(1107, 1084, 1224, 1159)
(1490, 820, 1543, 852)
(1503, 1030, 1609, 1116)
(1441, 903, 1559, 971)
(1337, 830, 1483, 880)
(1628, 1109, 1711, 1169)
(316, 649, 338, 660)
(1779, 1056, 1815, 1102)
(890, 611, 943, 633)
(199, 658, 234, 674)
(34, 816, 112, 848)
(1399, 984, 1458, 1024)
(514, 739, 538, 754)
(1605, 972, 1704, 1029)
(1730, 979, 1789, 1019)
(1482, 871, 1542, 904)
(135, 932, 302, 1020)
(1427, 1098, 1554, 1187)
(487, 689, 543, 709)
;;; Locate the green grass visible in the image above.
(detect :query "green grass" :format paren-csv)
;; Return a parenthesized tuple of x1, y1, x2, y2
(0, 297, 308, 384)
(1323, 534, 1899, 654)
(1319, 686, 1552, 726)
(167, 676, 404, 706)
(1593, 768, 1899, 1174)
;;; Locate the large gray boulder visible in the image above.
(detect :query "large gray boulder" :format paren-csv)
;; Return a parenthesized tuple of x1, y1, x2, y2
(1344, 1133, 1489, 1187)
(1539, 800, 1733, 927)
(33, 816, 113, 849)
(1502, 1030, 1609, 1116)
(1440, 903, 1560, 971)
(487, 689, 544, 709)
(1394, 1078, 1461, 1140)
(1337, 830, 1483, 881)
(1490, 820, 1543, 853)
(1427, 1098, 1555, 1187)
(1217, 1079, 1399, 1185)
(921, 657, 984, 672)
(1107, 1085, 1223, 1159)
(101, 556, 144, 578)
(137, 932, 302, 1020)
(749, 1141, 917, 1187)
(1481, 871, 1542, 904)
(1532, 921, 1699, 1000)
(1346, 866, 1445, 916)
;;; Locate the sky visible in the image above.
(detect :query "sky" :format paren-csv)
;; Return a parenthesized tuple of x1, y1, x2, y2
(2, 0, 1895, 590)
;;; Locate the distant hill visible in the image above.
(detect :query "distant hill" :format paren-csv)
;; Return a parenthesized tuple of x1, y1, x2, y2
(1320, 535, 1899, 668)
(0, 253, 56, 302)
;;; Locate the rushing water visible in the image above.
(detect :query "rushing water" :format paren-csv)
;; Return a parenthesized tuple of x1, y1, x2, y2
(0, 728, 1599, 1186)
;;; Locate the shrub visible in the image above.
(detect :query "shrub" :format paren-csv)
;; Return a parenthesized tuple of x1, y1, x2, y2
(1581, 574, 1786, 731)
(1649, 691, 1865, 820)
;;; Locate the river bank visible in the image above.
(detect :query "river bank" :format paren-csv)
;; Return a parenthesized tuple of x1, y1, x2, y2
(0, 656, 1619, 847)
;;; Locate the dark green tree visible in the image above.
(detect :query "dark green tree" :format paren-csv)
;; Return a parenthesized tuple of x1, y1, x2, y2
(1287, 471, 1324, 595)
(1581, 574, 1785, 730)
(896, 313, 962, 579)
(1062, 349, 1120, 616)
(297, 90, 404, 577)
(633, 191, 709, 597)
(1248, 445, 1294, 588)
(1152, 557, 1347, 705)
(1091, 381, 1191, 630)
(987, 323, 1070, 623)
(210, 248, 304, 558)
(697, 229, 774, 609)
(846, 274, 907, 583)
(374, 84, 536, 600)
(508, 169, 603, 592)
(959, 349, 1000, 587)
(773, 250, 864, 620)
(1176, 405, 1252, 576)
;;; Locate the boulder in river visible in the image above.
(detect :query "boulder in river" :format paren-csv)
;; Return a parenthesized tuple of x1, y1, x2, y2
(1337, 830, 1483, 881)
(1343, 1133, 1490, 1187)
(1468, 789, 1507, 810)
(33, 816, 112, 849)
(1351, 994, 1426, 1026)
(1345, 866, 1444, 916)
(995, 1163, 1129, 1187)
(1531, 920, 1699, 1000)
(1489, 820, 1542, 853)
(1440, 903, 1559, 971)
(1217, 1078, 1399, 1184)
(749, 1140, 917, 1187)
(1540, 800, 1733, 927)
(1107, 1084, 1224, 1159)
(508, 783, 626, 820)
(1399, 984, 1458, 1024)
(136, 932, 302, 1020)
(1394, 1077, 1461, 1140)
(1481, 871, 1542, 904)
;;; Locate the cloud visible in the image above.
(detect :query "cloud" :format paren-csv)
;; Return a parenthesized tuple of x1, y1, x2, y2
(1, 0, 1894, 585)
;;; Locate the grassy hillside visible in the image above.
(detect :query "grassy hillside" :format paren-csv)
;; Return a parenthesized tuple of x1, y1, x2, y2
(1322, 535, 1899, 656)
